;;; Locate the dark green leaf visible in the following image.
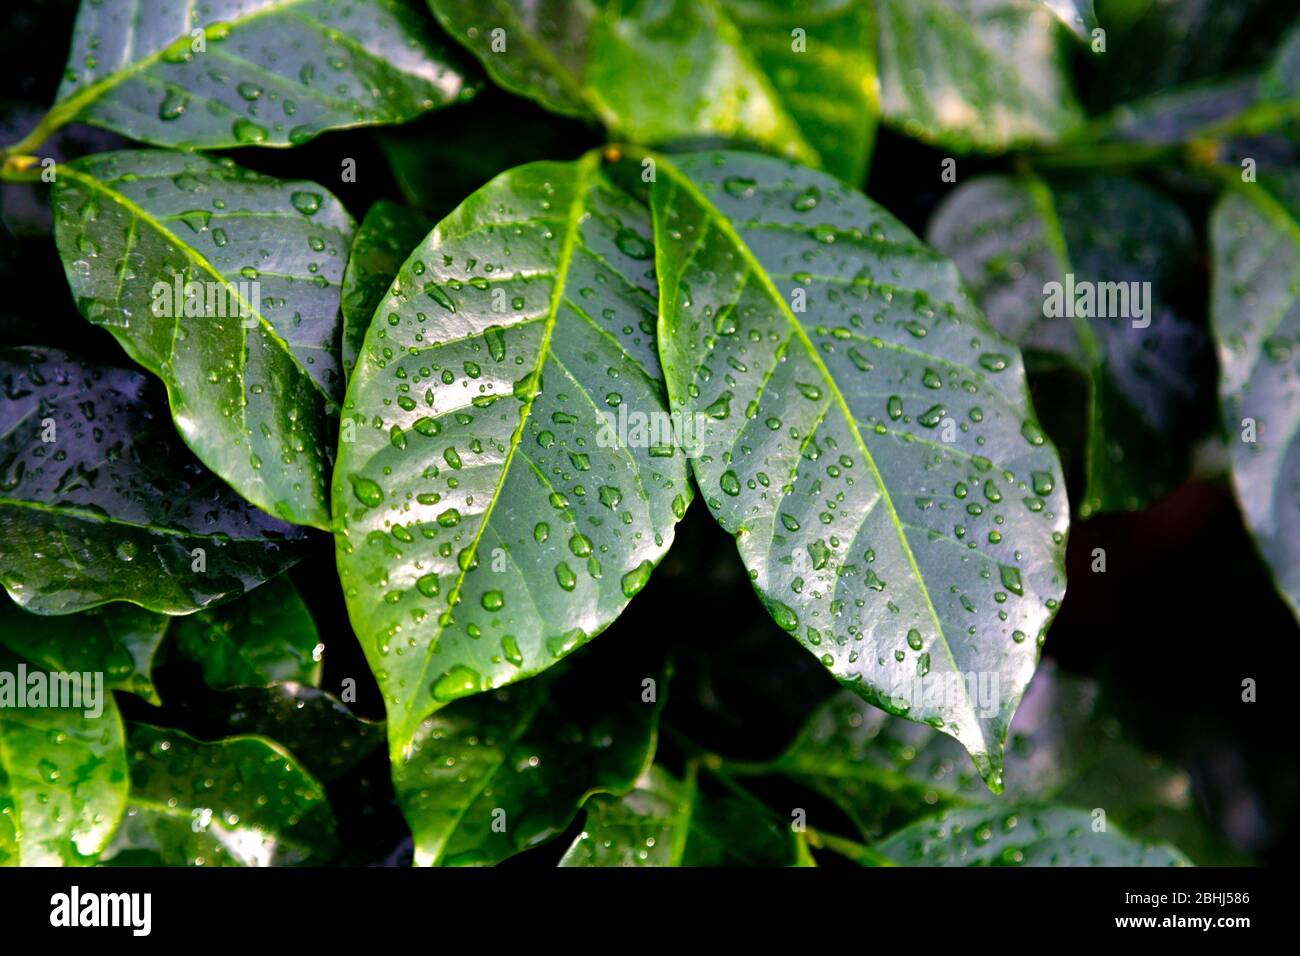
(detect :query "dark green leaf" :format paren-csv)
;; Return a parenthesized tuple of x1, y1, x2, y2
(427, 0, 877, 180)
(0, 648, 128, 865)
(334, 151, 691, 753)
(101, 723, 338, 866)
(560, 765, 797, 866)
(0, 347, 305, 615)
(393, 640, 665, 866)
(878, 805, 1191, 866)
(928, 175, 1209, 516)
(1040, 0, 1098, 40)
(0, 595, 167, 702)
(340, 200, 430, 383)
(172, 575, 323, 689)
(1211, 172, 1300, 619)
(52, 150, 356, 529)
(52, 0, 477, 149)
(651, 150, 1068, 787)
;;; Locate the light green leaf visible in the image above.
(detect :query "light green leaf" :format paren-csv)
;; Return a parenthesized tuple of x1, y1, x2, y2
(928, 174, 1209, 516)
(0, 596, 168, 703)
(0, 648, 128, 866)
(172, 575, 323, 689)
(52, 150, 356, 530)
(1040, 0, 1098, 41)
(340, 200, 430, 383)
(560, 764, 797, 866)
(334, 151, 691, 753)
(394, 642, 665, 866)
(51, 0, 477, 149)
(101, 723, 338, 866)
(427, 0, 877, 181)
(879, 805, 1191, 866)
(0, 347, 305, 615)
(1211, 172, 1300, 620)
(651, 150, 1068, 788)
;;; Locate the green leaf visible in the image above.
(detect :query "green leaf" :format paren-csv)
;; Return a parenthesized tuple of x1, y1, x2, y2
(427, 0, 877, 181)
(928, 175, 1209, 516)
(52, 150, 357, 530)
(101, 723, 338, 866)
(51, 0, 477, 149)
(0, 595, 167, 703)
(171, 575, 323, 689)
(769, 661, 1225, 861)
(873, 0, 1083, 151)
(0, 648, 128, 866)
(560, 765, 798, 866)
(1040, 0, 1098, 40)
(340, 200, 430, 383)
(651, 150, 1068, 788)
(334, 151, 691, 753)
(1211, 172, 1300, 620)
(393, 641, 665, 865)
(878, 805, 1191, 866)
(0, 347, 305, 615)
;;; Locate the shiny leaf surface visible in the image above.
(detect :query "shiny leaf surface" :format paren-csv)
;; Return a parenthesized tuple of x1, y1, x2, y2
(52, 150, 356, 529)
(334, 152, 691, 752)
(652, 150, 1068, 787)
(0, 347, 305, 615)
(54, 0, 477, 149)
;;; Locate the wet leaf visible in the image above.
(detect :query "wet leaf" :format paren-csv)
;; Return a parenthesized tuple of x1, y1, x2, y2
(340, 200, 430, 383)
(52, 150, 356, 529)
(0, 594, 167, 703)
(0, 647, 128, 866)
(0, 347, 305, 615)
(335, 151, 691, 753)
(651, 150, 1068, 788)
(878, 805, 1191, 866)
(393, 642, 665, 866)
(171, 575, 323, 689)
(101, 723, 338, 866)
(1211, 171, 1300, 620)
(427, 0, 877, 181)
(53, 0, 477, 149)
(929, 175, 1210, 516)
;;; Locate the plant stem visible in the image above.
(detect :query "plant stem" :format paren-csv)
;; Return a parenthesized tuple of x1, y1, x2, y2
(0, 105, 74, 162)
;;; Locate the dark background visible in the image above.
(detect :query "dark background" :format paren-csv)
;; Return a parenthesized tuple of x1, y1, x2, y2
(3, 0, 1296, 866)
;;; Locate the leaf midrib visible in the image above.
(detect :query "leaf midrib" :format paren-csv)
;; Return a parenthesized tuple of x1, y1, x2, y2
(659, 157, 987, 746)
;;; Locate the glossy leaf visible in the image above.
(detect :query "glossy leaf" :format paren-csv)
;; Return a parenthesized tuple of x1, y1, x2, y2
(651, 150, 1068, 787)
(0, 648, 128, 866)
(52, 150, 356, 529)
(172, 575, 323, 689)
(0, 347, 305, 615)
(53, 0, 477, 149)
(334, 151, 691, 752)
(0, 595, 167, 703)
(928, 175, 1209, 516)
(340, 200, 430, 383)
(101, 723, 337, 866)
(770, 662, 1222, 860)
(427, 0, 876, 181)
(878, 805, 1191, 866)
(873, 0, 1083, 151)
(1211, 173, 1300, 620)
(393, 642, 665, 866)
(560, 765, 797, 866)
(1040, 0, 1098, 40)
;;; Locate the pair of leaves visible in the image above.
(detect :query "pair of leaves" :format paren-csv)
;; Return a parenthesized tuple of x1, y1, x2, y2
(0, 347, 304, 614)
(1211, 173, 1300, 619)
(929, 175, 1209, 516)
(47, 0, 477, 150)
(430, 0, 1083, 184)
(51, 149, 356, 529)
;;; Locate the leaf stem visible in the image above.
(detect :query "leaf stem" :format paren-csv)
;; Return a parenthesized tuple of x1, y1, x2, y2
(0, 104, 74, 163)
(0, 154, 45, 183)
